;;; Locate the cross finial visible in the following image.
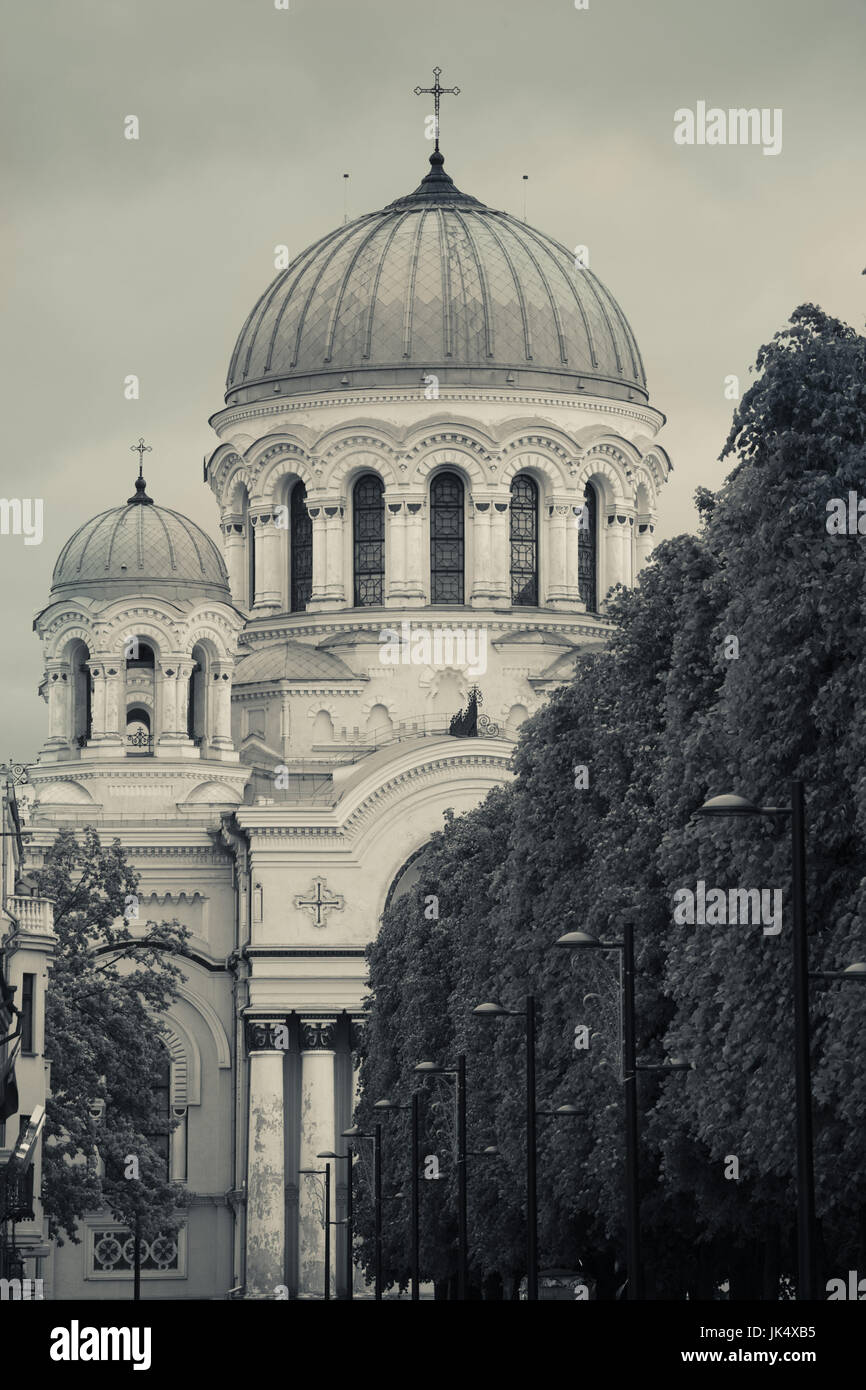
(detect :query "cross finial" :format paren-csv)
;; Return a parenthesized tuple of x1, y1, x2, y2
(130, 436, 152, 480)
(127, 438, 154, 506)
(414, 66, 460, 154)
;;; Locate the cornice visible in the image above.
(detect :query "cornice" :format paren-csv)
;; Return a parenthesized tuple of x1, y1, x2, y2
(211, 389, 662, 434)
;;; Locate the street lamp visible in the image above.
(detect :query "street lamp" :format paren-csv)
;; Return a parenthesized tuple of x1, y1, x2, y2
(471, 997, 539, 1300)
(413, 1057, 468, 1300)
(298, 1164, 331, 1301)
(317, 1151, 353, 1301)
(695, 779, 866, 1300)
(553, 929, 688, 1300)
(341, 1123, 382, 1301)
(373, 1095, 421, 1301)
(555, 927, 640, 1300)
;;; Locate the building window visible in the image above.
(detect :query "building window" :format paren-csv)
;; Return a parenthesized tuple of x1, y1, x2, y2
(20, 974, 35, 1053)
(430, 472, 464, 604)
(126, 707, 152, 754)
(353, 474, 385, 607)
(144, 1049, 172, 1181)
(247, 515, 256, 609)
(510, 474, 538, 606)
(578, 482, 598, 613)
(291, 483, 312, 612)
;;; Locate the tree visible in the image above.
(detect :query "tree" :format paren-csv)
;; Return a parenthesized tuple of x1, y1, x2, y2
(34, 826, 190, 1293)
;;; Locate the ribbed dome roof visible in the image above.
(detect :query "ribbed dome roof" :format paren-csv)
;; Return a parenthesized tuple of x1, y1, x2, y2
(233, 642, 361, 684)
(226, 153, 646, 405)
(51, 477, 230, 600)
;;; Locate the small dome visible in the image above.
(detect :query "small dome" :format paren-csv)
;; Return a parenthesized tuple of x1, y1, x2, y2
(51, 480, 230, 601)
(227, 153, 646, 405)
(233, 642, 362, 684)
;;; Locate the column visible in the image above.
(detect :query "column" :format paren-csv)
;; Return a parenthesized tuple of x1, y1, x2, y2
(547, 498, 583, 611)
(210, 661, 237, 757)
(546, 503, 569, 605)
(88, 663, 105, 735)
(605, 509, 633, 594)
(44, 659, 71, 750)
(384, 498, 406, 606)
(469, 499, 493, 607)
(323, 502, 347, 605)
(156, 661, 194, 753)
(298, 1020, 337, 1298)
(490, 499, 511, 604)
(635, 517, 655, 574)
(245, 1022, 287, 1299)
(251, 512, 282, 611)
(305, 506, 330, 611)
(402, 498, 427, 607)
(222, 517, 246, 606)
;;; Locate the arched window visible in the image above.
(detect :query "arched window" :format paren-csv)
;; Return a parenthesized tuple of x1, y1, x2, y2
(125, 641, 155, 752)
(353, 474, 385, 607)
(578, 482, 598, 613)
(247, 512, 256, 609)
(430, 472, 464, 604)
(70, 640, 92, 744)
(291, 482, 313, 612)
(187, 646, 206, 744)
(510, 474, 538, 605)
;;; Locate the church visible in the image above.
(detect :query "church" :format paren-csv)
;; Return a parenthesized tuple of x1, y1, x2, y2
(17, 101, 671, 1297)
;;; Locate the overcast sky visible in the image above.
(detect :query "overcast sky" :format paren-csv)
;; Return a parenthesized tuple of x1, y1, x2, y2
(1, 0, 864, 758)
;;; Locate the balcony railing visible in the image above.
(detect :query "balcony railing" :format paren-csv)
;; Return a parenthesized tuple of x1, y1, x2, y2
(5, 896, 55, 934)
(126, 731, 154, 755)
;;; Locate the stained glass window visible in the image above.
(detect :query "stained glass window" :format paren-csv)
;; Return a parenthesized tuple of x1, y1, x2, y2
(291, 482, 312, 612)
(510, 474, 538, 605)
(430, 472, 464, 604)
(353, 473, 385, 607)
(578, 482, 598, 613)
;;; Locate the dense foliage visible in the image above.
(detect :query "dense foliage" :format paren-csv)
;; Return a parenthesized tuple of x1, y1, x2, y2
(354, 306, 866, 1298)
(35, 827, 189, 1259)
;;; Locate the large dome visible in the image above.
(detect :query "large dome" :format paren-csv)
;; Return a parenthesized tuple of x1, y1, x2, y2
(51, 476, 230, 601)
(226, 152, 647, 406)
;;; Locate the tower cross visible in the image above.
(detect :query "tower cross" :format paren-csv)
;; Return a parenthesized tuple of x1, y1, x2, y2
(130, 436, 152, 480)
(414, 66, 460, 153)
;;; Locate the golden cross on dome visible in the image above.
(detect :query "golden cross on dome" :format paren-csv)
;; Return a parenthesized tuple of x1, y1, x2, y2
(130, 436, 151, 479)
(414, 66, 460, 153)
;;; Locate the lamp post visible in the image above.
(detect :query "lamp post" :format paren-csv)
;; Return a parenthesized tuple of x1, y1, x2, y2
(298, 1163, 331, 1300)
(341, 1124, 382, 1300)
(413, 1057, 468, 1299)
(317, 1150, 353, 1300)
(373, 1095, 421, 1301)
(695, 781, 866, 1300)
(471, 997, 539, 1300)
(553, 930, 690, 1300)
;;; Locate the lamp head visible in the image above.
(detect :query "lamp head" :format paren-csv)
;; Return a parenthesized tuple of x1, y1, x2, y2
(471, 1002, 513, 1018)
(695, 793, 761, 817)
(555, 930, 602, 949)
(413, 1061, 444, 1074)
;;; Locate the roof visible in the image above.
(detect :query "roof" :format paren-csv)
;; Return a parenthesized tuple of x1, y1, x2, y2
(233, 641, 362, 684)
(51, 478, 230, 600)
(226, 152, 646, 405)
